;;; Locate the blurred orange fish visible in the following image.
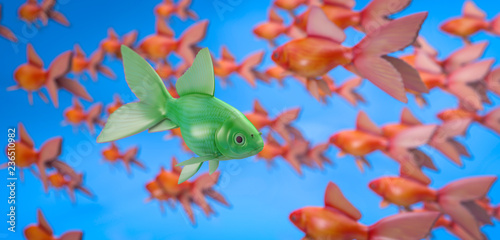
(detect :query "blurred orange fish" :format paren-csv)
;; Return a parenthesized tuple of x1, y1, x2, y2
(369, 175, 497, 240)
(101, 142, 145, 173)
(381, 108, 471, 167)
(72, 44, 115, 81)
(440, 0, 500, 43)
(314, 76, 365, 105)
(24, 209, 82, 240)
(213, 46, 269, 87)
(329, 111, 436, 172)
(1, 123, 60, 181)
(100, 28, 138, 59)
(289, 182, 440, 240)
(253, 8, 305, 46)
(9, 44, 92, 107)
(294, 0, 412, 34)
(272, 7, 428, 102)
(18, 0, 69, 27)
(155, 0, 197, 21)
(410, 54, 494, 110)
(47, 171, 93, 202)
(0, 4, 17, 42)
(63, 98, 103, 134)
(138, 18, 208, 63)
(412, 41, 488, 74)
(257, 133, 309, 174)
(437, 106, 500, 135)
(106, 94, 123, 115)
(244, 99, 301, 141)
(145, 157, 229, 224)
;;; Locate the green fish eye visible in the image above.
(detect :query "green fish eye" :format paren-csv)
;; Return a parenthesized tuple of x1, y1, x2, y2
(235, 133, 245, 145)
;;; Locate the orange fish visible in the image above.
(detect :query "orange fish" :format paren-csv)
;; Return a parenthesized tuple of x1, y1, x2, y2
(381, 108, 471, 167)
(72, 44, 115, 81)
(290, 182, 440, 240)
(369, 175, 497, 240)
(145, 157, 229, 224)
(138, 18, 208, 63)
(1, 123, 60, 182)
(410, 54, 494, 110)
(213, 46, 269, 87)
(412, 41, 488, 74)
(272, 7, 428, 102)
(100, 28, 138, 59)
(24, 209, 82, 240)
(47, 171, 93, 202)
(244, 99, 301, 141)
(106, 94, 123, 115)
(440, 1, 500, 43)
(155, 0, 198, 21)
(0, 4, 17, 42)
(253, 8, 305, 46)
(257, 133, 310, 174)
(437, 106, 500, 135)
(294, 0, 412, 34)
(329, 111, 436, 172)
(314, 76, 365, 105)
(63, 98, 103, 134)
(264, 65, 289, 86)
(9, 44, 92, 107)
(18, 0, 69, 27)
(101, 142, 145, 173)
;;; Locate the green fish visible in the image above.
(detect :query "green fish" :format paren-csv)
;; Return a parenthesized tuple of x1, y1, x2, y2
(97, 46, 264, 183)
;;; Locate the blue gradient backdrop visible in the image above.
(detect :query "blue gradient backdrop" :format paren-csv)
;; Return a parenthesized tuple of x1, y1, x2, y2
(1, 0, 499, 239)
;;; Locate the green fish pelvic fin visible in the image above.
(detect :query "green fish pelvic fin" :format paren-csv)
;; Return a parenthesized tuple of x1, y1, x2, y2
(97, 45, 177, 143)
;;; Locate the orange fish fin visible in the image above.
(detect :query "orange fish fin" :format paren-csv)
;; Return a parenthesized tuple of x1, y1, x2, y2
(18, 123, 35, 148)
(355, 111, 381, 135)
(306, 7, 345, 43)
(462, 0, 486, 19)
(324, 182, 362, 220)
(37, 209, 54, 236)
(400, 108, 421, 126)
(27, 44, 44, 67)
(253, 99, 268, 116)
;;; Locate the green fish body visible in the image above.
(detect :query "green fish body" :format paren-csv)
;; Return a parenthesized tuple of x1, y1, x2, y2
(97, 46, 264, 183)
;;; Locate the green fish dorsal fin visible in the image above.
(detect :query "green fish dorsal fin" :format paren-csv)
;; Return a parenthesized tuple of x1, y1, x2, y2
(175, 48, 215, 97)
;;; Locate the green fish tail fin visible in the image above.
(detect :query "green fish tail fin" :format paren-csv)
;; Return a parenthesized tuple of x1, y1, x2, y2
(97, 46, 177, 143)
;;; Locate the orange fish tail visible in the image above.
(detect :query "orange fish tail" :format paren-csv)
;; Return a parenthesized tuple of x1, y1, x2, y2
(351, 12, 428, 102)
(489, 14, 500, 35)
(368, 212, 440, 240)
(480, 107, 500, 135)
(237, 51, 265, 87)
(437, 176, 497, 240)
(175, 20, 208, 64)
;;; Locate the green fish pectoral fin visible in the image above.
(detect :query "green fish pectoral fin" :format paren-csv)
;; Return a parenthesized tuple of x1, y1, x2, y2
(175, 48, 215, 97)
(148, 119, 178, 133)
(97, 102, 165, 143)
(209, 160, 219, 175)
(178, 163, 203, 184)
(176, 155, 216, 166)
